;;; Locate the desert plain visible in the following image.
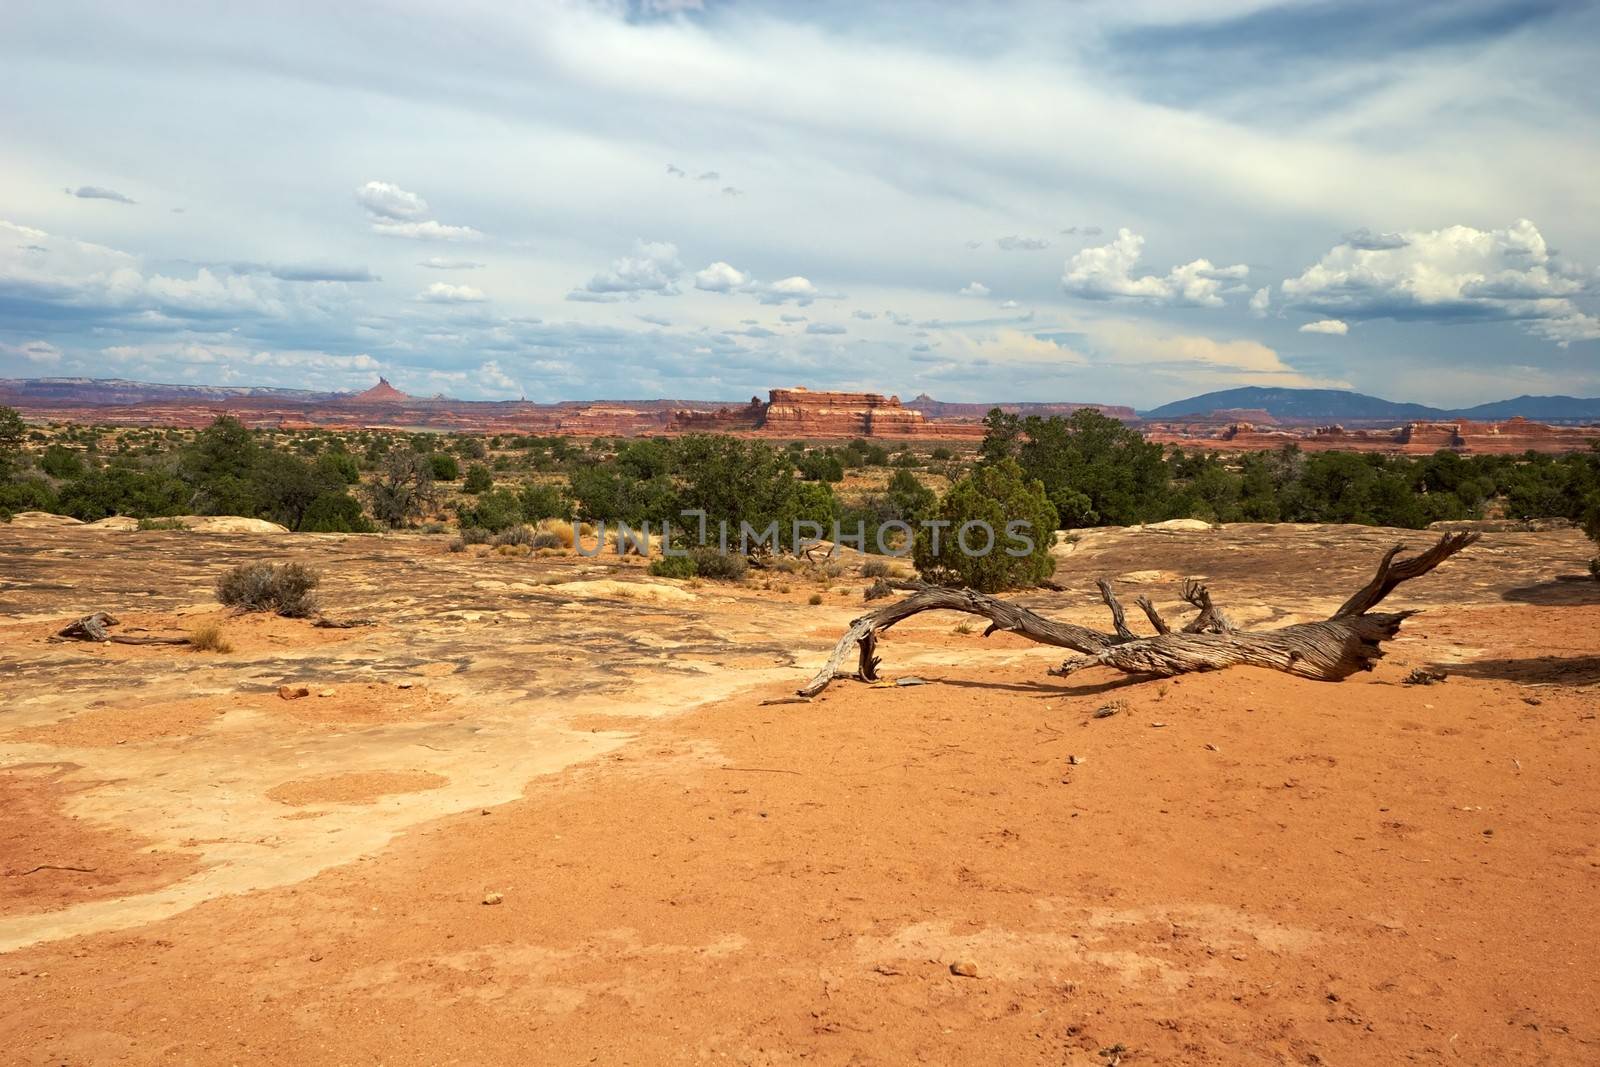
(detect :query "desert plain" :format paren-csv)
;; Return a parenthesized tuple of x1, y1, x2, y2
(1, 519, 1597, 1065)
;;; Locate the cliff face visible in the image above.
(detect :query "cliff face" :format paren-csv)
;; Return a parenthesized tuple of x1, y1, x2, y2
(1154, 417, 1600, 455)
(908, 394, 1139, 422)
(761, 388, 924, 437)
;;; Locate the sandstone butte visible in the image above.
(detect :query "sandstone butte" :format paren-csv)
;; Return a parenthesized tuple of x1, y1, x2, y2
(3, 378, 1596, 453)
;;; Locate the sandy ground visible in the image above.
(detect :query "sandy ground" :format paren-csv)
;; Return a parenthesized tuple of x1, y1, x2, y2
(1, 523, 1597, 1064)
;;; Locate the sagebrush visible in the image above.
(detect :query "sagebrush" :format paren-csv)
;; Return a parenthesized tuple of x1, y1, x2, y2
(216, 561, 321, 617)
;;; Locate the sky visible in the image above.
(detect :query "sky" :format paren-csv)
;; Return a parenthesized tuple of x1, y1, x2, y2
(2, 0, 1598, 408)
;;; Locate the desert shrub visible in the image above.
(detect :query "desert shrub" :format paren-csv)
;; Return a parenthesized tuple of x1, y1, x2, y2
(493, 524, 537, 547)
(807, 592, 824, 605)
(648, 555, 697, 579)
(463, 464, 494, 493)
(861, 559, 893, 578)
(215, 562, 321, 617)
(797, 451, 845, 482)
(688, 547, 747, 581)
(188, 621, 233, 653)
(458, 487, 524, 532)
(447, 537, 467, 553)
(460, 525, 491, 544)
(137, 517, 187, 531)
(40, 444, 86, 479)
(531, 530, 565, 550)
(429, 453, 461, 481)
(518, 482, 567, 522)
(364, 447, 436, 528)
(914, 457, 1058, 592)
(299, 491, 375, 533)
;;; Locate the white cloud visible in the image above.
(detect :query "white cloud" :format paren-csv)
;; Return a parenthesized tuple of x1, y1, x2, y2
(958, 281, 990, 297)
(1090, 320, 1344, 388)
(570, 239, 682, 298)
(1299, 319, 1349, 335)
(415, 282, 487, 303)
(1248, 286, 1271, 317)
(354, 180, 429, 221)
(757, 276, 824, 305)
(1281, 219, 1599, 344)
(805, 322, 846, 335)
(1061, 229, 1248, 308)
(1, 339, 62, 364)
(1000, 299, 1020, 309)
(946, 328, 1087, 366)
(693, 261, 749, 292)
(356, 180, 482, 240)
(851, 309, 877, 320)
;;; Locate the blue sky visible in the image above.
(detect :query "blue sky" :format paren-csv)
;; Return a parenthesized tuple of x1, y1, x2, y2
(2, 0, 1598, 406)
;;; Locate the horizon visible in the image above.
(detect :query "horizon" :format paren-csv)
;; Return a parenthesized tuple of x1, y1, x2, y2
(3, 2, 1599, 406)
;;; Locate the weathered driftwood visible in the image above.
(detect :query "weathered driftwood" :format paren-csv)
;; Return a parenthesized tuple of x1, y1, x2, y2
(54, 612, 192, 646)
(798, 532, 1479, 695)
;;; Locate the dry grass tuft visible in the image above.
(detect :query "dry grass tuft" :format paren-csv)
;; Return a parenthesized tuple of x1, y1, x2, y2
(188, 621, 233, 653)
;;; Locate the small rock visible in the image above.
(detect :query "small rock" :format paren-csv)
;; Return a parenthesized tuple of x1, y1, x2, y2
(1204, 743, 1219, 752)
(397, 680, 415, 690)
(949, 960, 979, 978)
(1067, 754, 1083, 766)
(1092, 702, 1122, 720)
(482, 891, 503, 906)
(277, 685, 310, 701)
(317, 689, 335, 698)
(1522, 696, 1542, 706)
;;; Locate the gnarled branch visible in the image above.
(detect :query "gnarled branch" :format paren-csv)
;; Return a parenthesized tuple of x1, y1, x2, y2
(798, 533, 1480, 695)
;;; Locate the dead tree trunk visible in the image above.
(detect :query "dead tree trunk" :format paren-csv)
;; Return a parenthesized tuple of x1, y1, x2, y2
(799, 532, 1478, 695)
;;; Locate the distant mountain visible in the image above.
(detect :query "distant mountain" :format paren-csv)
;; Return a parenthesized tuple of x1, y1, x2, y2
(1452, 395, 1600, 420)
(1143, 387, 1445, 421)
(0, 377, 336, 405)
(349, 377, 411, 403)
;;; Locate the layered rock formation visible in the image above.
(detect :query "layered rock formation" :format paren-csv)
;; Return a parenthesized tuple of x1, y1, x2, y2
(1153, 417, 1600, 455)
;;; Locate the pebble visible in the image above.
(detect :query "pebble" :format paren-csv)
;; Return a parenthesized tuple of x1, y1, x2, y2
(482, 891, 503, 906)
(277, 685, 310, 701)
(949, 960, 979, 978)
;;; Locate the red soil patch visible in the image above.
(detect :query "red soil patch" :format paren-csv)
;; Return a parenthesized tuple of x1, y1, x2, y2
(0, 765, 201, 917)
(266, 771, 448, 807)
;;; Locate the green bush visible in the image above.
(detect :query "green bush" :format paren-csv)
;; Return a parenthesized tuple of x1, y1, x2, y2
(688, 547, 748, 581)
(463, 464, 494, 493)
(215, 562, 320, 617)
(458, 487, 524, 532)
(299, 491, 375, 533)
(914, 458, 1058, 592)
(648, 555, 697, 579)
(429, 453, 461, 481)
(493, 524, 537, 547)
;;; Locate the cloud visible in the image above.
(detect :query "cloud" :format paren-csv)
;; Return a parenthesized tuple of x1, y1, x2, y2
(721, 186, 743, 197)
(1248, 286, 1271, 317)
(354, 180, 428, 221)
(66, 185, 136, 204)
(1, 339, 63, 364)
(1342, 228, 1409, 251)
(371, 219, 482, 241)
(1090, 321, 1345, 388)
(1000, 299, 1019, 309)
(415, 282, 487, 303)
(963, 239, 983, 250)
(996, 235, 1050, 251)
(779, 313, 807, 323)
(636, 313, 672, 326)
(355, 180, 482, 241)
(958, 281, 991, 297)
(419, 257, 484, 270)
(569, 239, 682, 299)
(805, 322, 846, 335)
(1061, 229, 1249, 308)
(757, 276, 825, 305)
(228, 262, 377, 283)
(851, 309, 877, 319)
(693, 261, 749, 292)
(1280, 219, 1599, 344)
(696, 171, 720, 181)
(1299, 318, 1349, 335)
(665, 163, 686, 177)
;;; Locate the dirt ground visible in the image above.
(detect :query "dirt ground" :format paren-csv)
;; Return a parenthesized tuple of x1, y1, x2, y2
(1, 522, 1597, 1064)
